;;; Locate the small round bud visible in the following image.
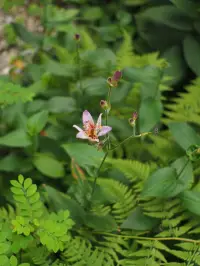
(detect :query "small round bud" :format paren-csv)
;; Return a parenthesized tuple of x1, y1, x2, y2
(132, 112, 138, 121)
(107, 70, 122, 87)
(100, 100, 110, 111)
(74, 33, 80, 41)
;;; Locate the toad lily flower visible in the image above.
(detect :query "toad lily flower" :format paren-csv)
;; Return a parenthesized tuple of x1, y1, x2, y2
(73, 110, 112, 142)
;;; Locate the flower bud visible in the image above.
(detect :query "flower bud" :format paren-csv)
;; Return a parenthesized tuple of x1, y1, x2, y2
(74, 33, 80, 41)
(107, 70, 122, 87)
(100, 100, 110, 111)
(129, 111, 138, 126)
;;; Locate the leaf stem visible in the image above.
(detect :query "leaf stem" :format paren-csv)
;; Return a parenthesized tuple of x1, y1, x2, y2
(93, 231, 200, 243)
(91, 151, 108, 198)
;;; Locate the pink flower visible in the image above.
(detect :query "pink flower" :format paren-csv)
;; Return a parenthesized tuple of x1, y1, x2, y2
(107, 70, 122, 87)
(73, 110, 112, 142)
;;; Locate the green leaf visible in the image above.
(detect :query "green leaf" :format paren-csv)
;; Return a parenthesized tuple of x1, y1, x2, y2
(18, 175, 24, 185)
(47, 97, 76, 114)
(26, 184, 37, 197)
(180, 190, 200, 215)
(139, 98, 162, 132)
(0, 243, 10, 254)
(171, 156, 193, 194)
(44, 185, 86, 225)
(186, 145, 200, 162)
(137, 6, 193, 31)
(85, 214, 117, 231)
(12, 23, 43, 46)
(10, 255, 18, 266)
(141, 167, 177, 198)
(62, 143, 104, 168)
(24, 178, 32, 190)
(183, 35, 200, 76)
(27, 110, 48, 136)
(123, 66, 163, 99)
(162, 45, 186, 85)
(0, 255, 9, 265)
(170, 0, 199, 18)
(121, 207, 159, 230)
(0, 130, 32, 147)
(33, 153, 65, 178)
(0, 154, 24, 172)
(169, 122, 200, 150)
(44, 60, 77, 77)
(82, 7, 103, 21)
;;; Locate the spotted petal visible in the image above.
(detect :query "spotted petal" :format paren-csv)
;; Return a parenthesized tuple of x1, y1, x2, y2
(82, 110, 94, 125)
(98, 126, 112, 137)
(76, 131, 88, 139)
(96, 113, 103, 129)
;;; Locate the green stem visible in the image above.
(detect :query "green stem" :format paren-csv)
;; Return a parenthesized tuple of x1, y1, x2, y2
(91, 151, 108, 198)
(76, 42, 82, 93)
(93, 231, 200, 243)
(105, 86, 112, 149)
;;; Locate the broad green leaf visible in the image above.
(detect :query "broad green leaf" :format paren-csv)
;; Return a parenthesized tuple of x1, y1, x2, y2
(180, 190, 200, 215)
(10, 255, 18, 266)
(0, 243, 10, 254)
(170, 0, 199, 18)
(24, 178, 32, 190)
(44, 60, 77, 77)
(82, 7, 103, 21)
(162, 46, 186, 85)
(47, 97, 76, 113)
(0, 255, 9, 265)
(169, 122, 200, 150)
(27, 110, 48, 136)
(183, 35, 200, 76)
(141, 167, 177, 198)
(33, 153, 65, 178)
(123, 66, 163, 99)
(26, 184, 37, 197)
(82, 78, 107, 96)
(44, 185, 86, 225)
(62, 143, 104, 168)
(139, 98, 162, 132)
(137, 6, 193, 31)
(0, 130, 32, 147)
(12, 23, 43, 46)
(171, 156, 193, 194)
(0, 154, 23, 172)
(121, 207, 159, 230)
(85, 214, 117, 231)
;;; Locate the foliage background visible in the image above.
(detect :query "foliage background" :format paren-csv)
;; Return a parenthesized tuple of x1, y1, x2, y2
(0, 0, 200, 265)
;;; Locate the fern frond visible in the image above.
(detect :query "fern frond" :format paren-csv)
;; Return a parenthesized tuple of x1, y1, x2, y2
(163, 78, 200, 125)
(117, 30, 134, 69)
(97, 178, 136, 224)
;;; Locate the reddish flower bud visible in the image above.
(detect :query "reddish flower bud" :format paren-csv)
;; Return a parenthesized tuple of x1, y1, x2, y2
(74, 33, 80, 41)
(132, 112, 138, 121)
(107, 70, 122, 87)
(100, 100, 110, 111)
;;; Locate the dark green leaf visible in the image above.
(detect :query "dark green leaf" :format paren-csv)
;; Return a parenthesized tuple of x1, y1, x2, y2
(169, 122, 200, 150)
(121, 207, 159, 230)
(12, 23, 43, 46)
(0, 130, 32, 147)
(44, 185, 86, 225)
(27, 111, 48, 136)
(180, 190, 200, 215)
(85, 213, 117, 231)
(62, 143, 104, 168)
(162, 45, 186, 85)
(141, 167, 177, 198)
(139, 98, 162, 132)
(47, 97, 76, 113)
(183, 35, 200, 76)
(44, 60, 77, 77)
(137, 6, 193, 31)
(33, 153, 65, 178)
